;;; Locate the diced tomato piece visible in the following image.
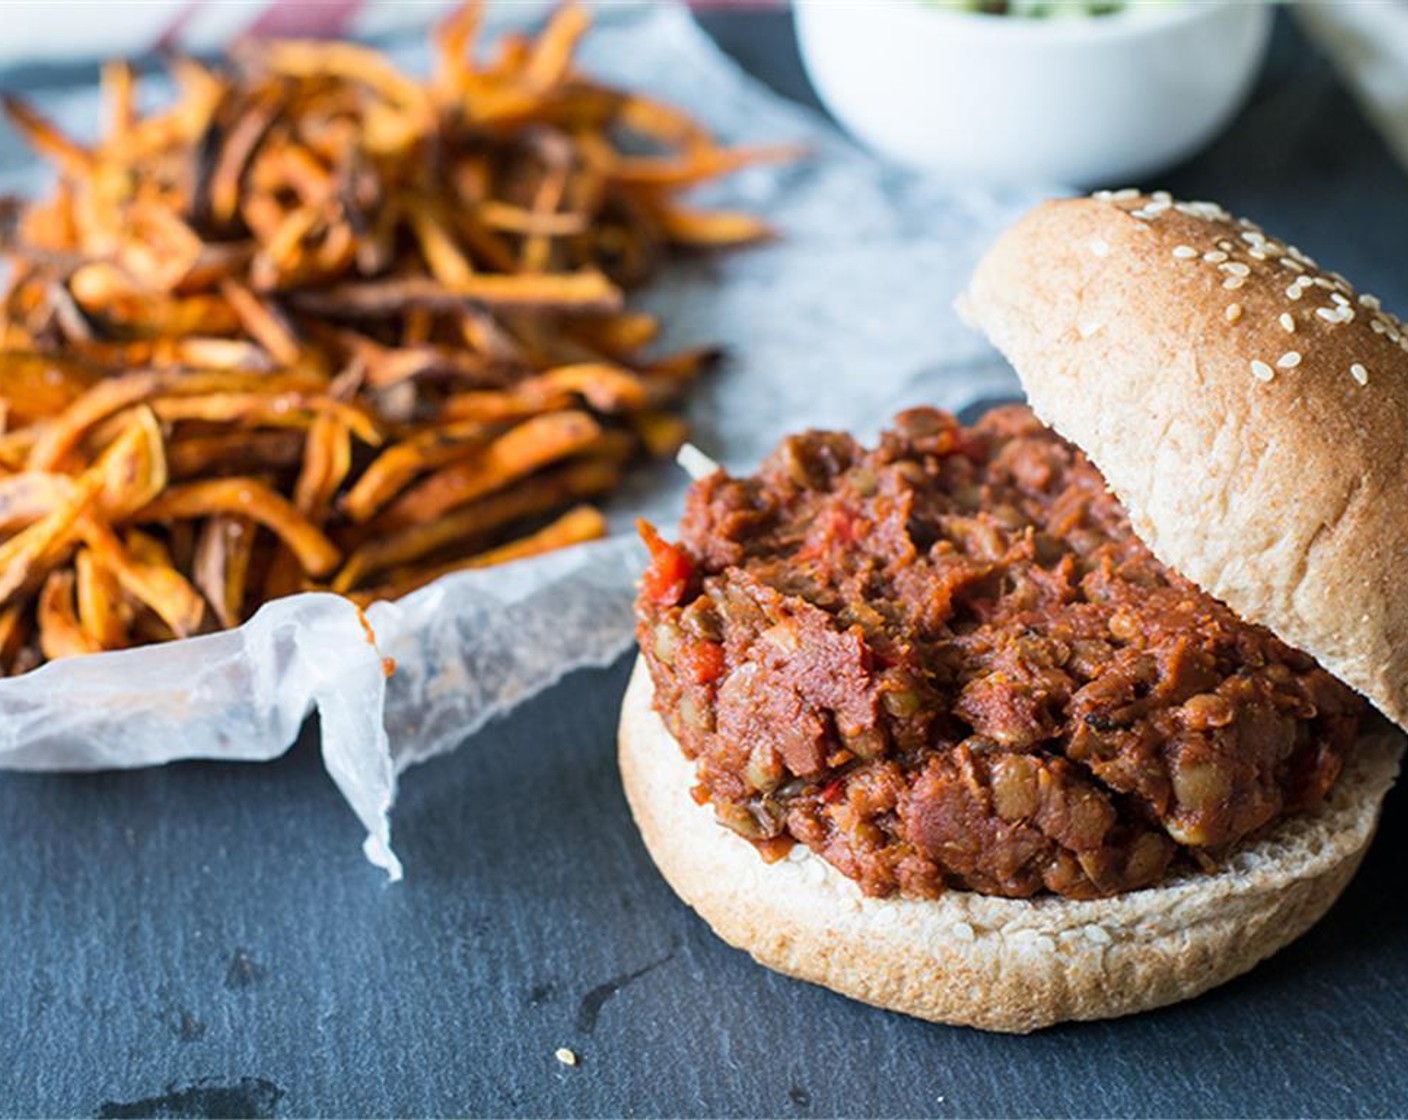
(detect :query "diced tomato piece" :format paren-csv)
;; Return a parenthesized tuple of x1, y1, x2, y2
(637, 518, 693, 607)
(756, 837, 796, 863)
(679, 639, 725, 685)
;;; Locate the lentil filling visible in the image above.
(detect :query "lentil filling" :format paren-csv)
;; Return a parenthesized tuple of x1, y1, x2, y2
(635, 405, 1364, 900)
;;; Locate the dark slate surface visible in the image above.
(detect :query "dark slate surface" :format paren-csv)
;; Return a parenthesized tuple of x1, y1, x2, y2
(4, 10, 1408, 1119)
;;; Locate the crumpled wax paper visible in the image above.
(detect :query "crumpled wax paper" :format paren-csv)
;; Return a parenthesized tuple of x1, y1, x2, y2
(0, 4, 1050, 878)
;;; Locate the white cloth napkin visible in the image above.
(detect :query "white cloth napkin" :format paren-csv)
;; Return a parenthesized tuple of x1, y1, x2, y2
(1298, 0, 1408, 175)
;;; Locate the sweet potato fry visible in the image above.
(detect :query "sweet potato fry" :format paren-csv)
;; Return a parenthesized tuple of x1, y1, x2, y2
(152, 392, 381, 447)
(166, 430, 305, 480)
(409, 204, 477, 290)
(517, 363, 655, 413)
(26, 372, 162, 472)
(567, 313, 659, 358)
(524, 2, 591, 91)
(92, 405, 167, 519)
(353, 504, 607, 605)
(38, 569, 99, 660)
(437, 390, 571, 425)
(432, 0, 484, 101)
(478, 201, 587, 238)
(0, 473, 79, 533)
(376, 410, 602, 529)
(632, 409, 691, 459)
(287, 270, 622, 316)
(1, 97, 92, 177)
(609, 144, 803, 188)
(293, 413, 350, 522)
(137, 478, 341, 577)
(341, 420, 498, 523)
(655, 206, 775, 248)
(193, 516, 255, 629)
(335, 456, 619, 592)
(74, 546, 128, 649)
(80, 519, 206, 638)
(0, 603, 30, 673)
(0, 475, 99, 607)
(254, 40, 432, 116)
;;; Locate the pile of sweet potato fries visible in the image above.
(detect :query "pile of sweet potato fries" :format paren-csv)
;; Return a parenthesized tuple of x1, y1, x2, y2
(0, 2, 788, 674)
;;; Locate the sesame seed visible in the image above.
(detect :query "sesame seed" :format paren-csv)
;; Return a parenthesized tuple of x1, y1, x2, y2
(1249, 249, 1268, 261)
(1361, 293, 1382, 310)
(1223, 276, 1245, 290)
(1316, 307, 1340, 323)
(1221, 262, 1251, 277)
(1111, 187, 1140, 200)
(555, 1048, 578, 1067)
(1280, 257, 1305, 272)
(1203, 250, 1229, 263)
(1351, 363, 1369, 385)
(1172, 245, 1198, 259)
(1240, 231, 1263, 244)
(1279, 313, 1295, 332)
(1277, 351, 1302, 369)
(1089, 239, 1111, 258)
(1331, 293, 1350, 308)
(1092, 189, 1114, 201)
(1313, 276, 1336, 289)
(1251, 360, 1275, 381)
(1371, 319, 1387, 334)
(1218, 240, 1235, 251)
(1151, 190, 1172, 203)
(1287, 285, 1304, 300)
(1226, 303, 1243, 323)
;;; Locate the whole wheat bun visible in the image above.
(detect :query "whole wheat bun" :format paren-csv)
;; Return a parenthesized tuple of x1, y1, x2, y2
(620, 659, 1401, 1033)
(620, 192, 1408, 1031)
(959, 193, 1408, 731)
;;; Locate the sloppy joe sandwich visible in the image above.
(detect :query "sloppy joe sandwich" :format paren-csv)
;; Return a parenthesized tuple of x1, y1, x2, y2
(618, 192, 1405, 1032)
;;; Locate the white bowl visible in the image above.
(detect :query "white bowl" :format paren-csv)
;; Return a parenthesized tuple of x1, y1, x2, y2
(794, 0, 1273, 187)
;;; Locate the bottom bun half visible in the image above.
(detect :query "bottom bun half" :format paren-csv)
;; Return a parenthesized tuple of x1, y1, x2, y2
(618, 657, 1402, 1033)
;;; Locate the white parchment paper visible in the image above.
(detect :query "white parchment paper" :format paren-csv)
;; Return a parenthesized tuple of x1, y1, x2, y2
(0, 4, 1046, 877)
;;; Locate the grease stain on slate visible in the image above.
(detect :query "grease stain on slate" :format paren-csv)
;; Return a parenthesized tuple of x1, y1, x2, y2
(575, 941, 678, 1035)
(97, 1077, 284, 1119)
(789, 1085, 812, 1110)
(526, 982, 556, 1007)
(224, 948, 266, 990)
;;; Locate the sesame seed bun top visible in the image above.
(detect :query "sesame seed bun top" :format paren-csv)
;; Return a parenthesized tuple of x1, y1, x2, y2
(960, 192, 1408, 730)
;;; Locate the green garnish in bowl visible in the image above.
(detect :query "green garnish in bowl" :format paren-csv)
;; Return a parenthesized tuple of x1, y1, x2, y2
(920, 0, 1167, 17)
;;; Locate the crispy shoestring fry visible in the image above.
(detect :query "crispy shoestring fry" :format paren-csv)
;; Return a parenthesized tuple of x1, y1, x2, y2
(0, 0, 786, 675)
(138, 478, 341, 577)
(74, 546, 128, 649)
(333, 455, 620, 593)
(38, 569, 100, 660)
(374, 409, 603, 530)
(349, 504, 608, 607)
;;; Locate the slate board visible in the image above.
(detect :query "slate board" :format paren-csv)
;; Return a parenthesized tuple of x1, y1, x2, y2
(2, 10, 1407, 1118)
